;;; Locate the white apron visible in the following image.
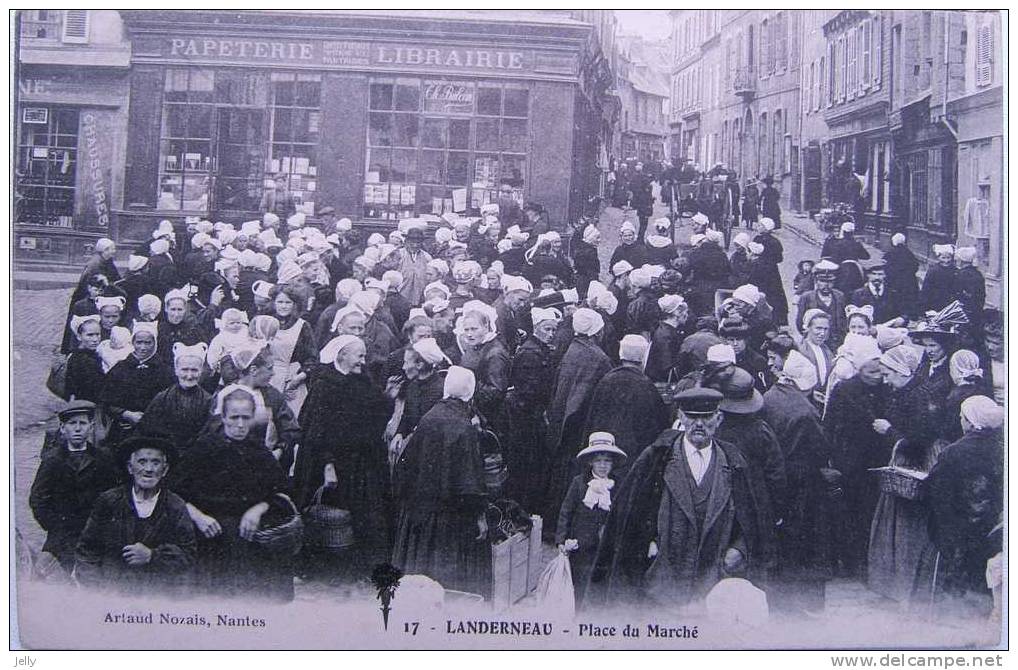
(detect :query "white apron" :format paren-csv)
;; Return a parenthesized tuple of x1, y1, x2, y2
(269, 318, 309, 417)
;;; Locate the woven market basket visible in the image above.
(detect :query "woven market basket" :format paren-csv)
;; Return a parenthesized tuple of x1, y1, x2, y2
(303, 486, 356, 551)
(876, 467, 924, 501)
(251, 494, 304, 557)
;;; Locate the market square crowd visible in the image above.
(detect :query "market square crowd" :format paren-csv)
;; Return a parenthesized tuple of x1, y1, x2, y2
(31, 172, 1003, 621)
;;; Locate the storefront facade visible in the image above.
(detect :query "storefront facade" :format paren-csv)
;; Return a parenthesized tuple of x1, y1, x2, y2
(15, 10, 131, 265)
(116, 11, 602, 243)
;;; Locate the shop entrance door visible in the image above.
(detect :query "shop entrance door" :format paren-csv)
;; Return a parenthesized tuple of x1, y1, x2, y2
(804, 143, 822, 211)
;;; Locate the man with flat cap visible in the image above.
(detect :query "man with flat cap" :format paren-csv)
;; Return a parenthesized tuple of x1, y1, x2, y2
(588, 388, 774, 609)
(75, 436, 196, 594)
(30, 400, 120, 573)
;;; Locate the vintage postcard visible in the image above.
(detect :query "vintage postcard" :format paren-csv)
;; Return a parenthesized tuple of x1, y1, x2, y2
(11, 8, 1006, 651)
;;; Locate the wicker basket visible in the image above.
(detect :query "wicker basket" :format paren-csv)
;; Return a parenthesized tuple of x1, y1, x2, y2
(871, 442, 926, 501)
(654, 369, 681, 408)
(303, 486, 355, 551)
(481, 429, 508, 496)
(251, 493, 304, 557)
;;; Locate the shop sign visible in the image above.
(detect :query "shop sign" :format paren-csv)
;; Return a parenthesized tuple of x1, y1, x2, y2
(81, 112, 111, 228)
(156, 36, 533, 75)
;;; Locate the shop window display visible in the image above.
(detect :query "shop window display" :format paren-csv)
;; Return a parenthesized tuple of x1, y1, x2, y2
(156, 68, 320, 215)
(364, 78, 529, 220)
(16, 106, 79, 227)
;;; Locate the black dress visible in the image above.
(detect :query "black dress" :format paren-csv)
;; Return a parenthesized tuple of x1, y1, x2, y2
(392, 398, 489, 595)
(296, 365, 392, 573)
(170, 428, 293, 601)
(138, 383, 213, 453)
(65, 348, 106, 403)
(101, 354, 176, 444)
(504, 336, 558, 512)
(556, 473, 611, 603)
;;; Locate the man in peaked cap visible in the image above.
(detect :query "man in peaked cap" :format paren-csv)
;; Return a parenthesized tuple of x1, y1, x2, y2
(31, 400, 121, 573)
(796, 259, 848, 347)
(588, 387, 774, 609)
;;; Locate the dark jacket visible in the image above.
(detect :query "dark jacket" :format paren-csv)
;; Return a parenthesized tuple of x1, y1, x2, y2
(850, 283, 899, 323)
(30, 441, 120, 567)
(65, 348, 106, 403)
(75, 485, 196, 593)
(919, 263, 959, 314)
(717, 412, 787, 522)
(572, 240, 602, 297)
(883, 245, 921, 319)
(925, 428, 1004, 595)
(584, 364, 671, 467)
(587, 431, 775, 606)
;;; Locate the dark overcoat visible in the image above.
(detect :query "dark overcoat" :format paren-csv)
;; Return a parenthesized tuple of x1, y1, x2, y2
(586, 431, 774, 607)
(74, 485, 196, 594)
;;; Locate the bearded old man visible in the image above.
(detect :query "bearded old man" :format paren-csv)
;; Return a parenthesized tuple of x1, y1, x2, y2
(587, 389, 774, 609)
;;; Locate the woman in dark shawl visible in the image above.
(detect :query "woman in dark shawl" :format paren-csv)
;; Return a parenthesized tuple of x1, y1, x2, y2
(101, 324, 175, 445)
(762, 362, 835, 614)
(138, 343, 212, 454)
(751, 219, 789, 326)
(65, 315, 106, 403)
(503, 308, 560, 513)
(170, 385, 293, 601)
(156, 289, 209, 367)
(542, 308, 612, 539)
(822, 350, 889, 580)
(295, 335, 392, 576)
(923, 396, 1004, 614)
(572, 225, 603, 299)
(392, 366, 489, 595)
(883, 234, 921, 319)
(63, 239, 120, 353)
(867, 345, 944, 603)
(455, 303, 510, 432)
(759, 176, 782, 228)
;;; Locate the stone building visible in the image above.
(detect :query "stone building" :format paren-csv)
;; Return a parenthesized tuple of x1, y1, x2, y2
(615, 33, 670, 164)
(15, 10, 132, 266)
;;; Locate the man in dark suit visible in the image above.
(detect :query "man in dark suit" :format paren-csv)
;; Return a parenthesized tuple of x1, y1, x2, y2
(849, 263, 902, 325)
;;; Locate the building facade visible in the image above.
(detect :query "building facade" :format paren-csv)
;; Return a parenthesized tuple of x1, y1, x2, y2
(670, 11, 803, 209)
(948, 10, 1003, 303)
(15, 10, 132, 266)
(15, 10, 619, 264)
(615, 34, 670, 164)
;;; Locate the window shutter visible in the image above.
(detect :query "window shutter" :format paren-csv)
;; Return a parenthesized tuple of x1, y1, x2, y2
(817, 57, 824, 111)
(840, 36, 848, 101)
(862, 20, 871, 88)
(827, 42, 834, 106)
(976, 24, 993, 86)
(61, 9, 88, 43)
(873, 16, 882, 86)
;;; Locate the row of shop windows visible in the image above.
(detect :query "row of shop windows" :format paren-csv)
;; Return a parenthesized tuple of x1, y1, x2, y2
(151, 69, 531, 219)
